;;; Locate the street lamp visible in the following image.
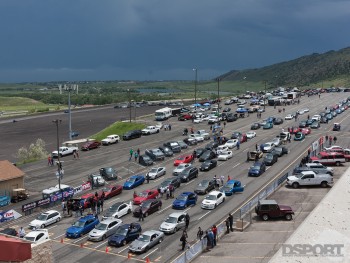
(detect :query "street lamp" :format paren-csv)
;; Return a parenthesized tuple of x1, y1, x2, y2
(193, 68, 197, 106)
(127, 89, 131, 122)
(243, 76, 247, 94)
(217, 78, 220, 114)
(52, 119, 63, 190)
(263, 80, 267, 111)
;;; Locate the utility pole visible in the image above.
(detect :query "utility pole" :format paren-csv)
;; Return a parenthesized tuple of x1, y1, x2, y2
(264, 80, 267, 111)
(217, 78, 220, 115)
(127, 89, 131, 122)
(193, 68, 198, 106)
(53, 119, 63, 190)
(59, 84, 78, 140)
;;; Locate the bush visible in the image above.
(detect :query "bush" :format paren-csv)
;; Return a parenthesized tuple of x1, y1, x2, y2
(17, 138, 48, 164)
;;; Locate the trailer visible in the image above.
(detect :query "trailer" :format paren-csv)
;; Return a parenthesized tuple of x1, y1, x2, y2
(155, 107, 172, 121)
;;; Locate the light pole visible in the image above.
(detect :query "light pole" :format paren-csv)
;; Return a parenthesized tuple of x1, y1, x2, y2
(217, 78, 220, 114)
(52, 119, 63, 190)
(243, 76, 247, 94)
(127, 89, 131, 122)
(264, 80, 267, 111)
(193, 68, 197, 106)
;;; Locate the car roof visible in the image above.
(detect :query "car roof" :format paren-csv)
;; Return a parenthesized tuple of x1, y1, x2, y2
(42, 210, 59, 215)
(208, 190, 221, 195)
(25, 229, 48, 237)
(100, 218, 120, 224)
(168, 212, 187, 218)
(258, 200, 278, 205)
(142, 230, 161, 236)
(179, 191, 194, 196)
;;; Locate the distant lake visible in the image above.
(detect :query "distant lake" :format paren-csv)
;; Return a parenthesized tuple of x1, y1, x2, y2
(136, 88, 180, 93)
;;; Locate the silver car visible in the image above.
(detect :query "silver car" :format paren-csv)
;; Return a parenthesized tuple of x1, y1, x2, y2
(159, 212, 187, 234)
(147, 167, 166, 179)
(173, 163, 192, 176)
(88, 218, 123, 241)
(129, 230, 164, 253)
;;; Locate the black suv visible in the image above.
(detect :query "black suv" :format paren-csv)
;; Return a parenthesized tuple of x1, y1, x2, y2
(123, 130, 142, 140)
(179, 167, 199, 182)
(145, 149, 165, 161)
(159, 146, 174, 157)
(138, 155, 154, 166)
(99, 167, 118, 180)
(199, 150, 216, 162)
(163, 141, 181, 153)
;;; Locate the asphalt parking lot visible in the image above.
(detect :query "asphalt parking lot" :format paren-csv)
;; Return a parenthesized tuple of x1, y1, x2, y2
(1, 92, 350, 263)
(193, 164, 348, 263)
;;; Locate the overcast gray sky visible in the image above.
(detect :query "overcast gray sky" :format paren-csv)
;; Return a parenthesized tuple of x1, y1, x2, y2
(0, 0, 349, 82)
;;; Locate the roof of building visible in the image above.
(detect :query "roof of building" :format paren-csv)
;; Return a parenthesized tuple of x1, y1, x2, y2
(0, 161, 25, 182)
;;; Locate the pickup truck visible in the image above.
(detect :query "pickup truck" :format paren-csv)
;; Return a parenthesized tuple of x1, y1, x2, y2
(287, 171, 333, 188)
(142, 126, 160, 135)
(52, 146, 78, 158)
(101, 135, 120, 145)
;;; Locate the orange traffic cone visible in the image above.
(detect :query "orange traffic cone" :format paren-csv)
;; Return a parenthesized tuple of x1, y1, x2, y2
(80, 243, 84, 248)
(105, 246, 109, 253)
(146, 257, 150, 263)
(60, 237, 63, 243)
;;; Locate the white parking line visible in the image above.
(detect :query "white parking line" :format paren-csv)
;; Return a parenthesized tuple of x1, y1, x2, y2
(232, 163, 240, 169)
(53, 233, 66, 239)
(121, 166, 134, 173)
(142, 247, 158, 259)
(185, 180, 194, 185)
(105, 197, 120, 205)
(47, 225, 57, 230)
(118, 246, 129, 254)
(266, 167, 271, 170)
(73, 236, 87, 244)
(243, 148, 249, 152)
(153, 177, 163, 183)
(184, 207, 191, 213)
(197, 211, 211, 221)
(157, 204, 172, 214)
(94, 240, 108, 249)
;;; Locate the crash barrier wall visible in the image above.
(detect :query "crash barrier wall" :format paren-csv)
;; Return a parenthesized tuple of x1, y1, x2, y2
(171, 136, 327, 263)
(21, 182, 92, 216)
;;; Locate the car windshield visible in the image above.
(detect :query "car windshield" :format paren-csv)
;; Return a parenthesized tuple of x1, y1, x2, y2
(177, 157, 185, 160)
(127, 178, 136, 183)
(198, 181, 209, 187)
(24, 236, 35, 242)
(176, 195, 188, 201)
(137, 234, 151, 242)
(177, 164, 187, 169)
(95, 223, 108, 230)
(205, 195, 217, 200)
(251, 166, 260, 170)
(73, 221, 85, 228)
(105, 168, 113, 174)
(221, 187, 231, 192)
(170, 143, 178, 146)
(115, 228, 128, 236)
(150, 168, 158, 173)
(37, 214, 48, 221)
(165, 217, 178, 224)
(140, 202, 151, 208)
(203, 161, 211, 165)
(138, 191, 148, 198)
(160, 181, 171, 187)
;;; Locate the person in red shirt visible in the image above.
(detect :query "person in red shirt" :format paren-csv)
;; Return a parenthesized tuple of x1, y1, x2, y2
(211, 225, 217, 247)
(227, 175, 231, 181)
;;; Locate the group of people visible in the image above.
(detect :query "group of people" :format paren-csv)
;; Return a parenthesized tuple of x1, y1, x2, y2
(129, 148, 141, 161)
(163, 123, 172, 131)
(213, 175, 231, 188)
(325, 135, 337, 146)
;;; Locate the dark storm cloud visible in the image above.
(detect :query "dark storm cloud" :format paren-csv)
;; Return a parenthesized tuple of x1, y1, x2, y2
(0, 0, 349, 82)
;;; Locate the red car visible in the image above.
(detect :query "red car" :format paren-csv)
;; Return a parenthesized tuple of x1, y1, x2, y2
(133, 189, 159, 205)
(301, 128, 311, 135)
(78, 193, 99, 209)
(238, 134, 247, 143)
(99, 184, 123, 199)
(288, 127, 301, 134)
(178, 114, 193, 121)
(81, 141, 101, 151)
(174, 155, 194, 166)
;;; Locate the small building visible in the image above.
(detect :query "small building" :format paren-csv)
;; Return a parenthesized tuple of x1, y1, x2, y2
(0, 160, 25, 195)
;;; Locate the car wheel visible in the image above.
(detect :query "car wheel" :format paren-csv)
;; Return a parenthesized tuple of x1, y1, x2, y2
(144, 212, 148, 217)
(127, 209, 131, 214)
(173, 227, 177, 233)
(262, 214, 269, 221)
(292, 182, 299, 189)
(102, 235, 106, 241)
(321, 181, 328, 188)
(222, 198, 225, 203)
(56, 217, 60, 223)
(159, 238, 163, 243)
(285, 214, 292, 221)
(122, 240, 127, 246)
(41, 224, 45, 228)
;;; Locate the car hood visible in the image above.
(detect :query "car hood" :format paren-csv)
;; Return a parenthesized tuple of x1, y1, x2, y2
(279, 205, 293, 212)
(173, 167, 184, 172)
(30, 219, 45, 226)
(287, 176, 298, 181)
(202, 200, 215, 205)
(134, 197, 146, 203)
(249, 168, 259, 173)
(109, 234, 125, 243)
(160, 222, 176, 229)
(173, 199, 186, 206)
(89, 229, 106, 236)
(123, 182, 133, 188)
(130, 240, 148, 249)
(195, 186, 206, 191)
(66, 226, 83, 234)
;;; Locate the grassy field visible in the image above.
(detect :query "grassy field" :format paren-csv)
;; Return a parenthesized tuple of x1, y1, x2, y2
(0, 96, 60, 112)
(90, 121, 146, 141)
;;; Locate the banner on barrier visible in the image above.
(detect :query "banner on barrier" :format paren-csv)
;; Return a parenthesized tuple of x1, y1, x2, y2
(0, 209, 22, 222)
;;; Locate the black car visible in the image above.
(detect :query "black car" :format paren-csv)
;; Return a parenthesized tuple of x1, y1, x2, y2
(163, 141, 181, 153)
(158, 146, 174, 157)
(263, 153, 278, 166)
(200, 159, 217, 171)
(223, 107, 231, 112)
(199, 150, 216, 162)
(226, 113, 238, 122)
(100, 167, 118, 180)
(251, 123, 260, 130)
(195, 148, 206, 158)
(231, 131, 242, 139)
(179, 167, 199, 182)
(123, 130, 142, 140)
(299, 121, 307, 128)
(273, 118, 283, 125)
(194, 179, 216, 195)
(305, 119, 315, 126)
(320, 117, 328, 123)
(158, 177, 181, 192)
(271, 146, 289, 157)
(183, 138, 198, 146)
(108, 223, 142, 247)
(0, 228, 17, 236)
(138, 155, 154, 166)
(205, 141, 219, 151)
(310, 121, 320, 129)
(248, 162, 266, 177)
(133, 199, 162, 218)
(145, 149, 165, 161)
(177, 141, 189, 149)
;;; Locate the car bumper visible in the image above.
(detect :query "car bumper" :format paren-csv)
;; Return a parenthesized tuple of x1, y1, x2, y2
(201, 204, 214, 209)
(66, 232, 80, 238)
(88, 235, 103, 241)
(159, 227, 175, 233)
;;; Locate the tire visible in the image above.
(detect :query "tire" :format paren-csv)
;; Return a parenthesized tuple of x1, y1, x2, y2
(122, 240, 127, 246)
(321, 181, 328, 188)
(102, 235, 106, 241)
(262, 214, 269, 221)
(222, 198, 225, 203)
(41, 224, 45, 229)
(285, 214, 292, 221)
(292, 182, 299, 189)
(144, 212, 148, 217)
(56, 217, 60, 223)
(173, 227, 177, 233)
(336, 161, 340, 166)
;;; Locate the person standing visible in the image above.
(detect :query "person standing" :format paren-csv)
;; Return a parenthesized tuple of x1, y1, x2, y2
(237, 140, 240, 150)
(220, 175, 225, 186)
(181, 231, 188, 251)
(48, 155, 52, 166)
(225, 218, 230, 234)
(166, 187, 170, 200)
(79, 203, 84, 216)
(146, 173, 150, 184)
(169, 184, 174, 198)
(228, 213, 233, 232)
(207, 229, 214, 248)
(185, 213, 190, 229)
(212, 225, 217, 247)
(227, 175, 231, 182)
(197, 227, 203, 240)
(329, 136, 333, 146)
(333, 136, 337, 145)
(169, 123, 172, 130)
(139, 210, 144, 222)
(76, 150, 79, 159)
(134, 151, 138, 161)
(137, 148, 140, 156)
(18, 227, 25, 238)
(96, 199, 101, 215)
(129, 149, 134, 161)
(100, 192, 105, 212)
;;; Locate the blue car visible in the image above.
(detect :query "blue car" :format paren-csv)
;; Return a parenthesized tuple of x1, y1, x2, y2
(108, 223, 142, 247)
(266, 117, 275, 123)
(248, 162, 266, 177)
(263, 122, 273, 129)
(294, 132, 305, 141)
(220, 180, 244, 196)
(0, 195, 11, 207)
(123, 175, 145, 190)
(66, 214, 99, 238)
(172, 192, 197, 209)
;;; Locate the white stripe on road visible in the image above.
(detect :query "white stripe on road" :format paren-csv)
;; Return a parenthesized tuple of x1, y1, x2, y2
(94, 240, 108, 249)
(232, 163, 240, 169)
(157, 204, 172, 214)
(53, 233, 66, 239)
(118, 246, 129, 254)
(142, 247, 158, 259)
(197, 211, 211, 221)
(73, 236, 87, 244)
(185, 180, 194, 185)
(47, 225, 57, 230)
(105, 197, 120, 205)
(184, 207, 191, 213)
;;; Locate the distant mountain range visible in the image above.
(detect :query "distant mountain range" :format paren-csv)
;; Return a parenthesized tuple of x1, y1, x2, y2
(218, 47, 350, 87)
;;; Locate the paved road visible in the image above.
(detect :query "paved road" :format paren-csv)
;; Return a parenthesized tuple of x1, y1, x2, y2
(2, 92, 349, 263)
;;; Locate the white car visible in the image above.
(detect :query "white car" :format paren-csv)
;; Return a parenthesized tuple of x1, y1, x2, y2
(88, 218, 123, 241)
(24, 229, 49, 244)
(173, 163, 192, 176)
(246, 131, 256, 139)
(102, 201, 133, 220)
(101, 135, 120, 145)
(225, 139, 238, 149)
(189, 134, 204, 142)
(271, 137, 281, 147)
(297, 109, 305, 115)
(159, 212, 187, 234)
(147, 167, 166, 179)
(285, 114, 294, 120)
(216, 145, 229, 154)
(262, 142, 275, 152)
(193, 117, 203, 123)
(323, 145, 343, 151)
(217, 151, 233, 161)
(312, 115, 321, 121)
(29, 210, 61, 229)
(201, 190, 225, 210)
(303, 108, 310, 112)
(197, 130, 210, 140)
(142, 126, 160, 135)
